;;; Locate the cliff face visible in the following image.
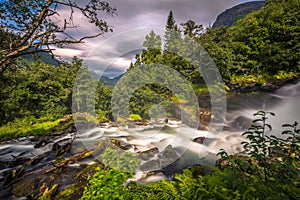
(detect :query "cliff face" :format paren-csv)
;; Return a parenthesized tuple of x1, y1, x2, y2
(213, 1, 265, 28)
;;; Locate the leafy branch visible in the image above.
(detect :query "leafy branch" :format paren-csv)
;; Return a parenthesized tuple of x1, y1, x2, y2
(0, 0, 116, 74)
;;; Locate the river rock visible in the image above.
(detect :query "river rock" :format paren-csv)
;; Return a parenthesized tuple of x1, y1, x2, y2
(158, 145, 179, 168)
(261, 77, 297, 91)
(52, 141, 72, 156)
(137, 147, 159, 160)
(193, 137, 206, 144)
(12, 157, 31, 167)
(140, 160, 160, 171)
(110, 139, 133, 151)
(229, 116, 253, 131)
(34, 139, 50, 148)
(67, 124, 77, 133)
(54, 182, 84, 200)
(12, 177, 39, 198)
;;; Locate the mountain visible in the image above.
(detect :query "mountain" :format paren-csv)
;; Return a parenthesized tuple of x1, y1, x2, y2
(22, 51, 62, 66)
(213, 1, 265, 28)
(100, 73, 124, 87)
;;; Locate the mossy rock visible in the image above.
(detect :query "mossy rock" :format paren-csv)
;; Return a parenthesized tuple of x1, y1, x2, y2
(54, 163, 102, 199)
(54, 182, 85, 200)
(138, 147, 159, 161)
(12, 178, 39, 197)
(38, 183, 59, 200)
(73, 162, 103, 181)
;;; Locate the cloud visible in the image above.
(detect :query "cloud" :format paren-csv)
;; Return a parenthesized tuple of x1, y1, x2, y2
(53, 47, 84, 58)
(55, 0, 249, 77)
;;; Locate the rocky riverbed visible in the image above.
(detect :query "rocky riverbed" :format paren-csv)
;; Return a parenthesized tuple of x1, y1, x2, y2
(0, 117, 248, 200)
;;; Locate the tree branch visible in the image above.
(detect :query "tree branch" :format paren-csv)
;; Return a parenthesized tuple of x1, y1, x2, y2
(0, 0, 116, 74)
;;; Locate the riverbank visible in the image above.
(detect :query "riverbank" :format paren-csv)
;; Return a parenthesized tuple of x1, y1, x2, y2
(228, 73, 300, 93)
(0, 115, 74, 142)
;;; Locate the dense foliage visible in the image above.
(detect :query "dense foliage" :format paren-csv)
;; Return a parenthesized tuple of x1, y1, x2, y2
(1, 0, 299, 129)
(0, 57, 113, 138)
(131, 0, 300, 87)
(0, 60, 75, 125)
(199, 0, 300, 84)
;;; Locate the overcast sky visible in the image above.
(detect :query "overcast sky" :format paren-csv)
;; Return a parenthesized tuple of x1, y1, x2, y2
(55, 0, 255, 78)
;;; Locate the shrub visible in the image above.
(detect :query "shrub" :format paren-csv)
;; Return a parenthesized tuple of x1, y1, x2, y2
(129, 114, 142, 121)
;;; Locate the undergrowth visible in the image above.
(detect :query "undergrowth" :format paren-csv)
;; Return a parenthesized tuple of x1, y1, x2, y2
(0, 115, 73, 140)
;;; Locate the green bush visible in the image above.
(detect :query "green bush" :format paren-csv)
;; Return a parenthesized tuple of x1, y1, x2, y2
(218, 111, 300, 199)
(80, 168, 130, 200)
(99, 147, 140, 175)
(129, 114, 142, 121)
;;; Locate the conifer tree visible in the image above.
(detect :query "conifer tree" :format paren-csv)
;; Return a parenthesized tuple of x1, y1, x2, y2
(164, 11, 176, 51)
(142, 30, 162, 64)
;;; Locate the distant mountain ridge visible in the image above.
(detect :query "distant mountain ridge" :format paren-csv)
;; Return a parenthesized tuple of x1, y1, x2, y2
(213, 1, 265, 28)
(22, 51, 62, 66)
(100, 73, 124, 87)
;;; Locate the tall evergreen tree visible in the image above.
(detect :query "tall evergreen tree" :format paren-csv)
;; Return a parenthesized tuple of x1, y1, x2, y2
(164, 11, 176, 51)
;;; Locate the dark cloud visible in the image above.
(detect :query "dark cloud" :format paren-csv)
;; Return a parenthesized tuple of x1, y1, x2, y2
(107, 0, 246, 29)
(56, 0, 249, 77)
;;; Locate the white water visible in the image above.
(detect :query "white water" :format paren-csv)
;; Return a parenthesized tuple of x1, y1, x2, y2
(232, 79, 300, 136)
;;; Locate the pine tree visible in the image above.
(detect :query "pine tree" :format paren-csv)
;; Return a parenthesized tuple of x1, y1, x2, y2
(164, 11, 176, 51)
(143, 30, 162, 49)
(142, 30, 162, 64)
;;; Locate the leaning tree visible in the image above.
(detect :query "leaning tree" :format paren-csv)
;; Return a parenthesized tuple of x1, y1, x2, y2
(0, 0, 117, 74)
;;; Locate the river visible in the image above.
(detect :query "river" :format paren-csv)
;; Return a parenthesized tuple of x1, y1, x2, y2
(0, 78, 299, 199)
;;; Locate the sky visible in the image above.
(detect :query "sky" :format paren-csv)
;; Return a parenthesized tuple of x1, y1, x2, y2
(55, 0, 256, 78)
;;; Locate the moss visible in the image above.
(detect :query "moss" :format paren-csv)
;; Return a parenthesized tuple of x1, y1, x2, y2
(55, 163, 102, 200)
(0, 115, 73, 140)
(54, 183, 85, 200)
(73, 163, 103, 181)
(38, 184, 59, 200)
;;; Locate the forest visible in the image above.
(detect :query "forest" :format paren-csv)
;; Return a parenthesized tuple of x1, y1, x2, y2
(0, 0, 299, 199)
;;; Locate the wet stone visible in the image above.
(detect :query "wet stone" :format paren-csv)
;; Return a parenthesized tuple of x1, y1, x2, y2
(12, 157, 31, 167)
(159, 145, 178, 161)
(140, 160, 160, 171)
(229, 116, 253, 131)
(34, 139, 49, 148)
(193, 137, 206, 144)
(137, 147, 159, 161)
(158, 145, 179, 168)
(67, 124, 77, 133)
(12, 178, 39, 198)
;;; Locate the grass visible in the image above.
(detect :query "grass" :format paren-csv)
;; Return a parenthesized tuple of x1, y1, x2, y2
(0, 115, 73, 141)
(230, 71, 299, 86)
